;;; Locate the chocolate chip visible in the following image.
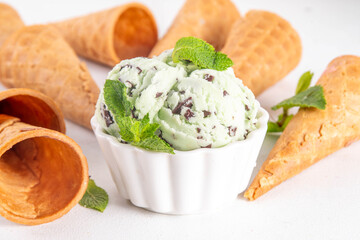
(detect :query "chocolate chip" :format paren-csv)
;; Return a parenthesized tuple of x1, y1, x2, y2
(212, 126, 216, 129)
(203, 110, 211, 118)
(196, 128, 201, 133)
(172, 97, 192, 114)
(184, 109, 194, 120)
(126, 81, 136, 97)
(156, 92, 163, 98)
(179, 90, 185, 94)
(201, 144, 212, 148)
(126, 80, 134, 88)
(204, 74, 214, 82)
(120, 64, 132, 71)
(131, 108, 137, 119)
(228, 126, 237, 137)
(153, 66, 157, 70)
(223, 90, 229, 96)
(244, 130, 250, 139)
(136, 67, 142, 74)
(184, 100, 193, 108)
(100, 103, 114, 127)
(197, 136, 203, 139)
(120, 140, 129, 144)
(245, 105, 250, 111)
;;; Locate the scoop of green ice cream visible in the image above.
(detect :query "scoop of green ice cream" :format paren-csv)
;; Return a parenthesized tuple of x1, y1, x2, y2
(96, 50, 259, 151)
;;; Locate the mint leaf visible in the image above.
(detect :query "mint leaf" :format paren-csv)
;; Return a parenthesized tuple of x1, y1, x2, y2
(172, 37, 233, 71)
(268, 71, 326, 133)
(267, 114, 293, 133)
(295, 71, 313, 94)
(103, 80, 174, 154)
(104, 80, 133, 117)
(267, 121, 284, 132)
(79, 179, 108, 213)
(272, 85, 326, 110)
(133, 136, 174, 154)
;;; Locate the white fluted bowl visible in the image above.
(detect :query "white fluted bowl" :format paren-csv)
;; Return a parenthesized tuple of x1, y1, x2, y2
(91, 108, 268, 214)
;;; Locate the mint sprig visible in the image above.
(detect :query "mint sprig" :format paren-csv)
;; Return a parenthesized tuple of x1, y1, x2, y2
(272, 85, 326, 110)
(267, 71, 326, 133)
(172, 37, 233, 71)
(79, 179, 108, 213)
(104, 80, 174, 154)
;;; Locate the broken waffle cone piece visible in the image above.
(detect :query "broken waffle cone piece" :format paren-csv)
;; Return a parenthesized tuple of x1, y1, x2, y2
(244, 55, 360, 200)
(0, 114, 88, 225)
(222, 10, 302, 96)
(149, 0, 240, 57)
(52, 3, 158, 66)
(0, 3, 24, 46)
(0, 25, 99, 129)
(0, 88, 65, 133)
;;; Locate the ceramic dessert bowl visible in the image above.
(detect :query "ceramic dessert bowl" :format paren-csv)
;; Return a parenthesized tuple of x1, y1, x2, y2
(91, 108, 268, 214)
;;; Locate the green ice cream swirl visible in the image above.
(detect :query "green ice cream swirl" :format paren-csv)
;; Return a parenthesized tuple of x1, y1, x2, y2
(96, 49, 260, 151)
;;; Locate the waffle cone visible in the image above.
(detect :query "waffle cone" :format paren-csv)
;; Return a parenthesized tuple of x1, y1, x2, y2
(0, 88, 65, 133)
(222, 10, 302, 96)
(149, 0, 240, 57)
(0, 114, 88, 225)
(244, 55, 360, 200)
(0, 25, 99, 129)
(0, 3, 24, 47)
(52, 3, 157, 66)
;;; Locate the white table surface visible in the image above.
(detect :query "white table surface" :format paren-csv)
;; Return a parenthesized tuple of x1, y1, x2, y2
(1, 0, 360, 239)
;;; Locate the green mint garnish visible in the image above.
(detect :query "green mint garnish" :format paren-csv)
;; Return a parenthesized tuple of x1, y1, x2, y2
(267, 71, 326, 133)
(104, 80, 174, 154)
(79, 179, 108, 213)
(295, 71, 313, 94)
(272, 85, 326, 110)
(172, 37, 233, 71)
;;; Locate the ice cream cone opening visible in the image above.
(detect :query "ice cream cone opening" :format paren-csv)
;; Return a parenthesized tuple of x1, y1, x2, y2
(113, 6, 157, 61)
(0, 121, 88, 225)
(0, 89, 65, 133)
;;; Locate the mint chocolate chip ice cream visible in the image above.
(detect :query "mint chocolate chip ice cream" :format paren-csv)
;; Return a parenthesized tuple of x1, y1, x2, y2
(96, 49, 260, 151)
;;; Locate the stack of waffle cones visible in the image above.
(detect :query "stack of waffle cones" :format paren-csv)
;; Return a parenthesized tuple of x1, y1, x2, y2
(0, 89, 88, 225)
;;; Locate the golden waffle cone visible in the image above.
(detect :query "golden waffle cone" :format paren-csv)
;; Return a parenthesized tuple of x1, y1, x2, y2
(0, 88, 65, 133)
(52, 3, 158, 66)
(149, 0, 241, 57)
(0, 114, 88, 225)
(222, 10, 302, 96)
(0, 25, 99, 129)
(0, 3, 24, 46)
(244, 55, 360, 200)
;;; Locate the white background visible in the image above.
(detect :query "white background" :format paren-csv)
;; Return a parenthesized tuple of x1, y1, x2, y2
(1, 0, 360, 239)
